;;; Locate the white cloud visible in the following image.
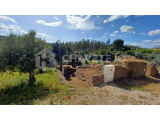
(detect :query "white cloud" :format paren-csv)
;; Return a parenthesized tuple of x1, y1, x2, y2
(110, 34, 117, 36)
(113, 30, 118, 33)
(135, 15, 144, 17)
(148, 29, 160, 36)
(0, 15, 17, 24)
(66, 15, 99, 30)
(36, 20, 62, 27)
(125, 39, 160, 48)
(94, 26, 102, 29)
(38, 33, 50, 38)
(0, 22, 20, 32)
(0, 33, 6, 36)
(81, 31, 85, 34)
(20, 30, 28, 34)
(89, 37, 92, 39)
(0, 23, 7, 30)
(142, 39, 160, 45)
(126, 19, 129, 22)
(119, 34, 130, 37)
(53, 16, 59, 20)
(97, 15, 99, 18)
(71, 37, 74, 39)
(104, 15, 130, 23)
(132, 31, 136, 34)
(124, 42, 142, 46)
(139, 33, 145, 35)
(103, 32, 108, 37)
(111, 24, 114, 27)
(7, 25, 21, 32)
(120, 25, 135, 33)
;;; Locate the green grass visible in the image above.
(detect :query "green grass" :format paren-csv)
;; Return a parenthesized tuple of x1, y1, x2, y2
(114, 80, 144, 91)
(0, 68, 71, 105)
(131, 86, 144, 91)
(88, 60, 98, 64)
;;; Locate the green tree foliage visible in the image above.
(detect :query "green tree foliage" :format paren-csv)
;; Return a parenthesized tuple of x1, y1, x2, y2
(153, 55, 160, 67)
(153, 49, 160, 54)
(149, 54, 156, 59)
(135, 51, 143, 59)
(125, 45, 141, 50)
(111, 39, 124, 52)
(97, 47, 114, 61)
(0, 30, 46, 82)
(51, 38, 110, 55)
(122, 45, 131, 52)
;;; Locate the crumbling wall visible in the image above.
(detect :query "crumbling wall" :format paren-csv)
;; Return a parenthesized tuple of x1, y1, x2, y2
(146, 63, 159, 76)
(70, 59, 148, 86)
(62, 65, 74, 77)
(113, 65, 129, 80)
(92, 74, 104, 86)
(157, 66, 160, 75)
(76, 65, 104, 86)
(110, 59, 147, 80)
(124, 60, 147, 77)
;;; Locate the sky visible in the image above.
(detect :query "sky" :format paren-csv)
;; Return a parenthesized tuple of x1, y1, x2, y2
(1, 15, 160, 48)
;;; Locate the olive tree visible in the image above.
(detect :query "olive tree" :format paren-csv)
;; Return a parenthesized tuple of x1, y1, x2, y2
(0, 30, 46, 82)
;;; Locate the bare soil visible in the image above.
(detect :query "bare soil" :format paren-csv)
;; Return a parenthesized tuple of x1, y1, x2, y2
(55, 70, 160, 105)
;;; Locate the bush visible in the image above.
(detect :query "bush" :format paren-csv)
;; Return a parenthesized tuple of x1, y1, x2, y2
(153, 49, 160, 54)
(149, 54, 156, 59)
(42, 67, 53, 73)
(79, 51, 85, 56)
(135, 51, 143, 59)
(153, 55, 160, 67)
(127, 51, 134, 56)
(117, 51, 121, 56)
(97, 47, 115, 61)
(142, 55, 148, 60)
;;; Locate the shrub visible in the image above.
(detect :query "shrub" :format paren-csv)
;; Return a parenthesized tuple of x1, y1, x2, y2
(149, 54, 156, 59)
(42, 67, 52, 73)
(126, 51, 134, 56)
(153, 49, 160, 54)
(135, 51, 143, 59)
(79, 51, 85, 56)
(153, 55, 160, 67)
(142, 55, 148, 60)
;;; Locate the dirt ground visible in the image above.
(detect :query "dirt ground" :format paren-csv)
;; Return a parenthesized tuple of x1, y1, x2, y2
(55, 70, 160, 105)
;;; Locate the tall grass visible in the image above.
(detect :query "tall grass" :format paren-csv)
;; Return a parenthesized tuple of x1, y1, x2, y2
(0, 68, 70, 105)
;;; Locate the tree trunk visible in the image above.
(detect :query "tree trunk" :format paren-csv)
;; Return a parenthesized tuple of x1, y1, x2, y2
(115, 51, 118, 62)
(29, 70, 36, 82)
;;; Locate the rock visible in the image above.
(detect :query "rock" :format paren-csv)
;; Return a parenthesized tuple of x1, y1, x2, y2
(92, 74, 104, 86)
(146, 63, 159, 76)
(69, 88, 75, 91)
(51, 102, 57, 105)
(81, 77, 86, 81)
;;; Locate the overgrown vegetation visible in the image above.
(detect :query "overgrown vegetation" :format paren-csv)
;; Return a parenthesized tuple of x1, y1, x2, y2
(0, 30, 49, 82)
(0, 68, 71, 105)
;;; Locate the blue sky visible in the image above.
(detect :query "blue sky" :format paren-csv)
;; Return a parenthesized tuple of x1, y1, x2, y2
(1, 15, 160, 48)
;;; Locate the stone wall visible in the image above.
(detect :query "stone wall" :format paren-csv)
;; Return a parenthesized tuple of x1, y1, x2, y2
(113, 65, 129, 80)
(62, 65, 74, 77)
(146, 63, 159, 77)
(68, 59, 148, 86)
(124, 59, 147, 77)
